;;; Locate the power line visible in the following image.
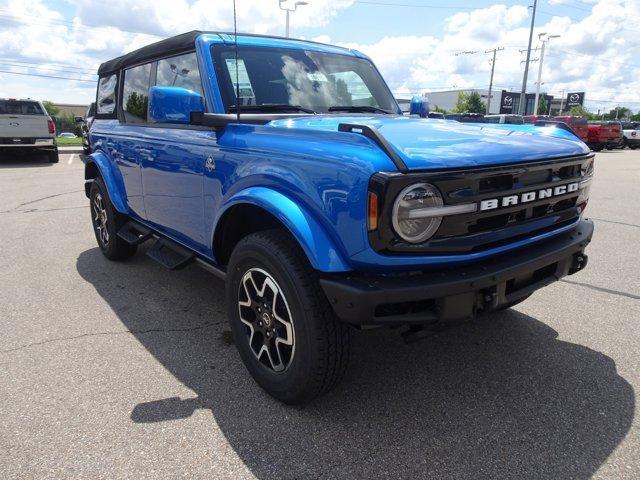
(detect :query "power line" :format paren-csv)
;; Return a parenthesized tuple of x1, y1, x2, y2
(0, 61, 96, 76)
(0, 69, 96, 84)
(0, 10, 163, 38)
(1, 59, 98, 74)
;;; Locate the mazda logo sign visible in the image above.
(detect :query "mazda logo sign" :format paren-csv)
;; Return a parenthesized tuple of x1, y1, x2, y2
(504, 96, 512, 106)
(570, 93, 580, 103)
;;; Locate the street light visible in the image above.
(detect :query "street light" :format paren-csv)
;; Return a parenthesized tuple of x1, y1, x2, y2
(279, 0, 308, 38)
(533, 33, 560, 115)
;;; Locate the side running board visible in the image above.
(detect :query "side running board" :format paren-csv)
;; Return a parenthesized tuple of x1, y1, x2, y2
(117, 221, 152, 245)
(116, 220, 224, 275)
(338, 123, 408, 172)
(146, 238, 195, 270)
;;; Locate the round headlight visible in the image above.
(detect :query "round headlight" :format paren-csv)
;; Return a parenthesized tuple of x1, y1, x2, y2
(392, 183, 443, 243)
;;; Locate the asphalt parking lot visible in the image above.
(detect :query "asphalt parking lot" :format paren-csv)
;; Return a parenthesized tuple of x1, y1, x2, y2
(1, 149, 639, 479)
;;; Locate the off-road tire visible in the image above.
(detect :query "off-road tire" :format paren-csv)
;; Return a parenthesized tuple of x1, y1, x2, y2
(226, 229, 352, 404)
(89, 177, 137, 261)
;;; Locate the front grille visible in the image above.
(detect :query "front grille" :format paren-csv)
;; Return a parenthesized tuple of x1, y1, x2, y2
(368, 154, 594, 254)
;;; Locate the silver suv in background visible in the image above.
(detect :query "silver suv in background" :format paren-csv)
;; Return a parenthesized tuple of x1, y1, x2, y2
(0, 99, 59, 162)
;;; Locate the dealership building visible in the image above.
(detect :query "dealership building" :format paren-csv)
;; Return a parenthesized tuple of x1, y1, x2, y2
(421, 89, 584, 116)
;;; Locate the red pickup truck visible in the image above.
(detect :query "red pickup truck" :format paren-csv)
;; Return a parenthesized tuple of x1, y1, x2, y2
(524, 115, 589, 144)
(587, 122, 624, 151)
(552, 116, 589, 143)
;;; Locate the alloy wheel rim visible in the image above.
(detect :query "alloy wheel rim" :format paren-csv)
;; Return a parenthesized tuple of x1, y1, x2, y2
(92, 193, 109, 245)
(238, 268, 295, 373)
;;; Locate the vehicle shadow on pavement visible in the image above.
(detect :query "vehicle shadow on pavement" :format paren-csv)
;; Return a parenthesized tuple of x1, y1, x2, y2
(0, 153, 54, 168)
(76, 248, 634, 480)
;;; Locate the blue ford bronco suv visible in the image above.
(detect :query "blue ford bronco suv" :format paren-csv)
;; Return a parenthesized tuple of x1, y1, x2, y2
(85, 31, 594, 404)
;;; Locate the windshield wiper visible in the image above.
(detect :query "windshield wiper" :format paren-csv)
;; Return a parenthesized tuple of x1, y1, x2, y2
(227, 104, 316, 114)
(327, 105, 393, 114)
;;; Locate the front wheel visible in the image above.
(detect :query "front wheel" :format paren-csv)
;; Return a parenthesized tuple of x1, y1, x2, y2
(226, 229, 351, 404)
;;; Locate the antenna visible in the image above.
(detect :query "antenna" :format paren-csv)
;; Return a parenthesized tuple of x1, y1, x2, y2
(233, 0, 240, 123)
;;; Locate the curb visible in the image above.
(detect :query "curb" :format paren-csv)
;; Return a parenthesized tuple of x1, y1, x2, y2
(58, 147, 84, 153)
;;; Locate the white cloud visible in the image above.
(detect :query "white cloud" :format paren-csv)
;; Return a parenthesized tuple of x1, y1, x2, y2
(0, 0, 638, 113)
(338, 1, 640, 112)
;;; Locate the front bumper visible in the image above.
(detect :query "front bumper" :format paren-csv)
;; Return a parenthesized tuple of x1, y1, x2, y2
(320, 219, 593, 325)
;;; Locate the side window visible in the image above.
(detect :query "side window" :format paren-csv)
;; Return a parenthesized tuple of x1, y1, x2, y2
(156, 52, 203, 95)
(96, 75, 117, 115)
(122, 63, 151, 123)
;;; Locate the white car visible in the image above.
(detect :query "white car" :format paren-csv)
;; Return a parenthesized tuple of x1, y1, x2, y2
(0, 98, 59, 162)
(58, 132, 77, 138)
(622, 122, 640, 149)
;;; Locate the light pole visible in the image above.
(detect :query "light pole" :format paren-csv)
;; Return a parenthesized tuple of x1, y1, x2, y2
(486, 47, 503, 114)
(519, 0, 538, 115)
(279, 0, 308, 38)
(533, 33, 560, 115)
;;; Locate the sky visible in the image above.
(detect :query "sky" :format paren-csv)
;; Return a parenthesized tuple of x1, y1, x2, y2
(0, 0, 638, 113)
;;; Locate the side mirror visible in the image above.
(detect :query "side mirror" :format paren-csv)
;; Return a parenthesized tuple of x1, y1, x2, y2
(409, 96, 429, 118)
(74, 116, 84, 123)
(148, 86, 205, 125)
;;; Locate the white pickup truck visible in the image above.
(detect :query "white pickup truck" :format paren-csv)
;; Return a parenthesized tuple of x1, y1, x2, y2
(622, 122, 640, 149)
(0, 98, 59, 162)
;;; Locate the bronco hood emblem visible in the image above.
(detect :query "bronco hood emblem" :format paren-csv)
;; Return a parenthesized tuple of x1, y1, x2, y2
(480, 182, 579, 211)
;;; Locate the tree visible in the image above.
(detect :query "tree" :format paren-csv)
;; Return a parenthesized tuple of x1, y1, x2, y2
(42, 101, 60, 117)
(568, 105, 594, 119)
(537, 97, 548, 115)
(453, 91, 486, 114)
(453, 91, 469, 113)
(466, 91, 486, 114)
(432, 105, 448, 114)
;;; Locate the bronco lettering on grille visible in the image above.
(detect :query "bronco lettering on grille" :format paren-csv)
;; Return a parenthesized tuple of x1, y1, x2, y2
(479, 182, 579, 211)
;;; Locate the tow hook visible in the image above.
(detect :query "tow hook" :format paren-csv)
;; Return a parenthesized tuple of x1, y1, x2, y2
(569, 253, 588, 274)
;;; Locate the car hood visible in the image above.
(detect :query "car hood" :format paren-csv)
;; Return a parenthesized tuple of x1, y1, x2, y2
(267, 115, 590, 170)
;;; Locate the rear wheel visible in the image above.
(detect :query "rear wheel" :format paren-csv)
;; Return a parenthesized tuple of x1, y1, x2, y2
(89, 177, 137, 260)
(48, 150, 59, 163)
(226, 229, 351, 404)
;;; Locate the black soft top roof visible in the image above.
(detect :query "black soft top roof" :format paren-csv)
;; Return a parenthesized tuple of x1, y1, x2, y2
(97, 30, 345, 77)
(98, 30, 205, 76)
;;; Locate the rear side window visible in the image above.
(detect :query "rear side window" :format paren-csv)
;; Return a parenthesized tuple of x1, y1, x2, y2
(484, 116, 500, 123)
(122, 63, 151, 123)
(156, 52, 203, 95)
(0, 100, 44, 115)
(96, 75, 117, 115)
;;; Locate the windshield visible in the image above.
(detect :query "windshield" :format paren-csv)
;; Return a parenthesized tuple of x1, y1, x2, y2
(212, 45, 398, 114)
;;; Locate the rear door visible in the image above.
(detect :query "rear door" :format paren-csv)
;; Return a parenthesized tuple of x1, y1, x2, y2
(0, 100, 49, 141)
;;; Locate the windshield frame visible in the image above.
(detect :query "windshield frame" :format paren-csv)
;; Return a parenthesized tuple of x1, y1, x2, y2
(210, 44, 400, 115)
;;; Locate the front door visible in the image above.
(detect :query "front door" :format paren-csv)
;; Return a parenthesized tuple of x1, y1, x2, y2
(138, 128, 216, 252)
